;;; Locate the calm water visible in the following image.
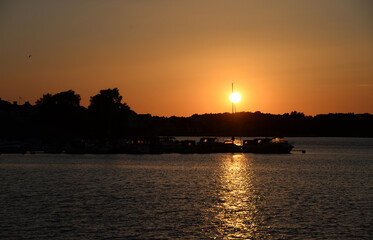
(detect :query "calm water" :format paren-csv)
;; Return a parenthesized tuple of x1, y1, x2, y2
(1, 138, 372, 239)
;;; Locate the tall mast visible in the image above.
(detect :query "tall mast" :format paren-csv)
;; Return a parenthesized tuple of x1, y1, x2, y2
(232, 83, 234, 114)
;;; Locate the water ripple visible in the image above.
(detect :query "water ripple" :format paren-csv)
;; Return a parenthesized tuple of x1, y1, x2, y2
(1, 139, 372, 239)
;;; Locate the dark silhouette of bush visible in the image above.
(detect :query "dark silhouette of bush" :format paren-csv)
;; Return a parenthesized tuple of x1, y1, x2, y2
(36, 90, 81, 107)
(88, 88, 132, 137)
(32, 90, 86, 140)
(0, 89, 372, 144)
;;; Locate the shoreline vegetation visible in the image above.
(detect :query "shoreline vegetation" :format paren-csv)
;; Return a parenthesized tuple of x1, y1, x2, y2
(1, 88, 372, 152)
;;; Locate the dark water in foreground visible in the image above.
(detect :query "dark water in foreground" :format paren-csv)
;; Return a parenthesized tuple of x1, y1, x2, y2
(1, 138, 372, 239)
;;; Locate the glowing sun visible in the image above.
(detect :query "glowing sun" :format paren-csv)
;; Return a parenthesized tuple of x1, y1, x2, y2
(230, 92, 241, 103)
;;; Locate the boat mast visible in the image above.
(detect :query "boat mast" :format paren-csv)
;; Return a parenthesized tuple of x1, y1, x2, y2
(232, 83, 234, 114)
(231, 83, 235, 141)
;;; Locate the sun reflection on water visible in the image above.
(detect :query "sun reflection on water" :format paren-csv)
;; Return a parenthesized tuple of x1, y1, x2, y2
(207, 154, 263, 239)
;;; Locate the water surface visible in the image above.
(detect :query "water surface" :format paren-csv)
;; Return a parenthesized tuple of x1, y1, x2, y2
(1, 138, 372, 239)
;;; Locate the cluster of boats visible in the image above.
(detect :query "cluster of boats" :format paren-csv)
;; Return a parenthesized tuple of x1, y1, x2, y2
(196, 137, 294, 154)
(0, 137, 294, 154)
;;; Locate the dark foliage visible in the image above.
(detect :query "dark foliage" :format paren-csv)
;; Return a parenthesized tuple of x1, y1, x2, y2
(36, 90, 81, 107)
(136, 111, 372, 137)
(0, 89, 372, 145)
(88, 88, 131, 137)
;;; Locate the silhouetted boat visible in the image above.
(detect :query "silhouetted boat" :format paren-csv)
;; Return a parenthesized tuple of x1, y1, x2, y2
(1, 136, 295, 154)
(242, 137, 293, 153)
(159, 136, 182, 153)
(197, 137, 241, 153)
(0, 142, 26, 154)
(179, 140, 196, 153)
(42, 143, 64, 154)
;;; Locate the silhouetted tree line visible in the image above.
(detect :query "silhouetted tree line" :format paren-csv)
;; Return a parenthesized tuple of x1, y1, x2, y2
(0, 88, 372, 144)
(135, 111, 372, 137)
(0, 88, 134, 142)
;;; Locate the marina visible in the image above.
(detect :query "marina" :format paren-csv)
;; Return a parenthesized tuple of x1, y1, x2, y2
(0, 136, 295, 154)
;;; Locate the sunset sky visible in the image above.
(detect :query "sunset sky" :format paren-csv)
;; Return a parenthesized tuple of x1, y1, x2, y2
(1, 0, 372, 116)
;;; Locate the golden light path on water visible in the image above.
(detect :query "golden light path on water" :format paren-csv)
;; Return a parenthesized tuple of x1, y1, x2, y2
(209, 154, 264, 239)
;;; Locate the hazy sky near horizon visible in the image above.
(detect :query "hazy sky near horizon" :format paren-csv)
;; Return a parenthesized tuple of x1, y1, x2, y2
(1, 0, 372, 116)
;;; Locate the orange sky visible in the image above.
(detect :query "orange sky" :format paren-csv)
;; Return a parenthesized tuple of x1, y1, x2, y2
(1, 0, 372, 116)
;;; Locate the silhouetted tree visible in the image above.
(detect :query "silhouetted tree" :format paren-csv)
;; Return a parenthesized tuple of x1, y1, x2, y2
(88, 88, 131, 137)
(36, 90, 81, 107)
(53, 90, 81, 107)
(35, 93, 54, 105)
(89, 88, 129, 113)
(33, 90, 84, 139)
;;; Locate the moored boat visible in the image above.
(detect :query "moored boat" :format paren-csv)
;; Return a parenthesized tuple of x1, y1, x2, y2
(197, 137, 241, 153)
(242, 137, 293, 153)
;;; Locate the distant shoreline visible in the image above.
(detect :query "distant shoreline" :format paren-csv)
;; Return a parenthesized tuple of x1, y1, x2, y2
(1, 91, 372, 140)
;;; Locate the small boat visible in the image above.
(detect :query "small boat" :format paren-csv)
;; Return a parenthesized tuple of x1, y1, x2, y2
(158, 136, 182, 153)
(0, 143, 26, 154)
(242, 137, 293, 153)
(197, 137, 241, 153)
